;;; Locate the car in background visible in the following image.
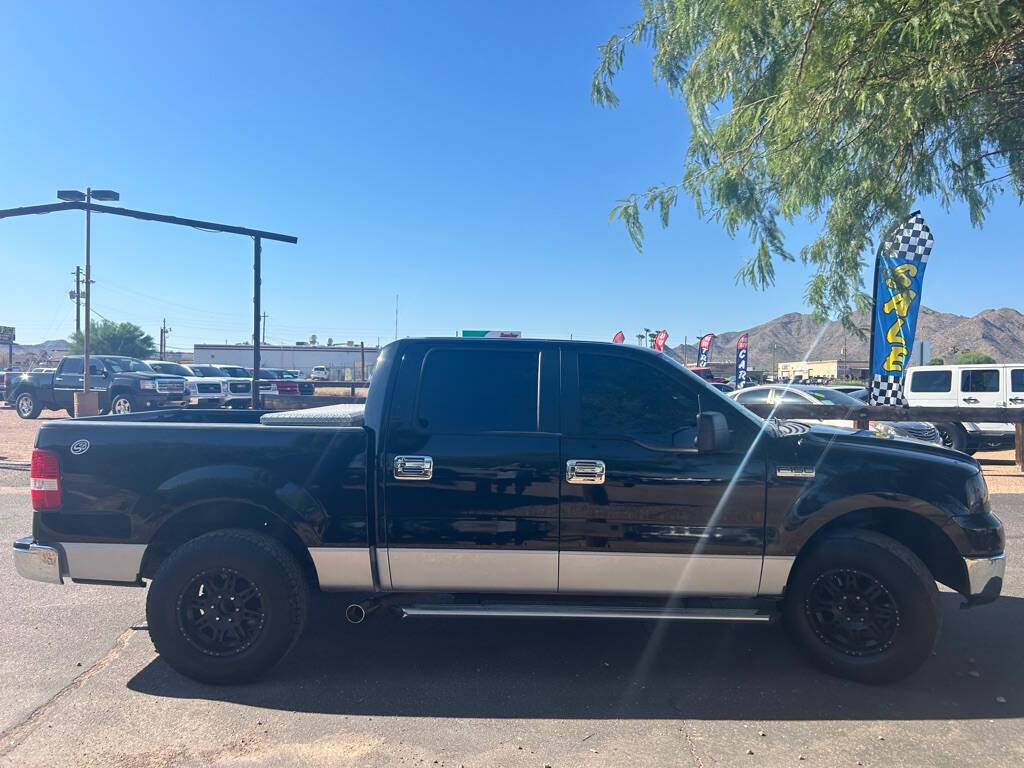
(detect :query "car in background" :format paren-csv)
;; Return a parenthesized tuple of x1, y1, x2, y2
(310, 365, 329, 381)
(191, 364, 252, 408)
(146, 360, 225, 408)
(262, 367, 314, 395)
(729, 384, 942, 444)
(903, 364, 1023, 454)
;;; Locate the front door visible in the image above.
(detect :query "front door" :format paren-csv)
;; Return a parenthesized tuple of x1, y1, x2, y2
(958, 366, 1006, 431)
(558, 349, 767, 597)
(52, 358, 84, 410)
(382, 342, 561, 592)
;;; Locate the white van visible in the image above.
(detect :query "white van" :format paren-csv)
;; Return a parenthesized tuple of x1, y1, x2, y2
(904, 364, 1024, 453)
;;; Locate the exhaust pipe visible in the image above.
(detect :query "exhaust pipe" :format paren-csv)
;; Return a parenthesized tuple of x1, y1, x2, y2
(346, 601, 377, 624)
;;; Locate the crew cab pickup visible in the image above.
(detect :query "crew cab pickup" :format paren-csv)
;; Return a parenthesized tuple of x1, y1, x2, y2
(5, 355, 187, 418)
(12, 339, 1005, 685)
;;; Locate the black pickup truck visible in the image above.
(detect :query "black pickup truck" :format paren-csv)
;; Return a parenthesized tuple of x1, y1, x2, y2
(12, 338, 1005, 685)
(5, 355, 187, 418)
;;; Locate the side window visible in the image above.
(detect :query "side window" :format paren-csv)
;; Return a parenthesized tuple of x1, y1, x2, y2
(416, 348, 539, 433)
(961, 369, 1000, 393)
(775, 389, 807, 404)
(735, 389, 770, 405)
(60, 358, 83, 375)
(578, 353, 698, 446)
(1010, 369, 1024, 393)
(909, 370, 952, 393)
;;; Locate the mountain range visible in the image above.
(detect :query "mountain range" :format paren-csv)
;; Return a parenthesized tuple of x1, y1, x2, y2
(668, 306, 1024, 370)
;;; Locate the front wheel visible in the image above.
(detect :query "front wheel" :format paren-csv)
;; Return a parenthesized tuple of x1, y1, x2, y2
(936, 423, 968, 453)
(783, 529, 940, 684)
(110, 392, 135, 415)
(15, 391, 41, 419)
(146, 529, 308, 684)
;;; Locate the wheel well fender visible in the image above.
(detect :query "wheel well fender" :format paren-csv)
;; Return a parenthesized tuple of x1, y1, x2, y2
(792, 507, 968, 595)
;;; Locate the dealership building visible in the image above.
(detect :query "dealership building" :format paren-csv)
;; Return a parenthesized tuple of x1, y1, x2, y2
(193, 343, 380, 381)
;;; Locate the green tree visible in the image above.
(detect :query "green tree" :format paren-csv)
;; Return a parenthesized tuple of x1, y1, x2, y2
(953, 351, 996, 364)
(926, 356, 945, 365)
(68, 320, 156, 358)
(593, 1, 1023, 321)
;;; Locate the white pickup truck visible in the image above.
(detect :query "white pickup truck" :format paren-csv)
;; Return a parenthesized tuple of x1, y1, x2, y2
(145, 362, 251, 409)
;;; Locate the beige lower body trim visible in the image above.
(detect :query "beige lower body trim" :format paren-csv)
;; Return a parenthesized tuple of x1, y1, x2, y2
(385, 548, 557, 592)
(558, 552, 763, 597)
(308, 547, 375, 591)
(758, 555, 796, 596)
(60, 542, 147, 582)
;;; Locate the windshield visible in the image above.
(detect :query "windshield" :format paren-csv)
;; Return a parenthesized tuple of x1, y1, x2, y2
(104, 357, 154, 374)
(216, 366, 249, 377)
(189, 365, 222, 377)
(802, 388, 863, 406)
(150, 362, 192, 377)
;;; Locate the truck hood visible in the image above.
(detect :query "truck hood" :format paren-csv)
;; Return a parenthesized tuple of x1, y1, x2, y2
(774, 421, 975, 466)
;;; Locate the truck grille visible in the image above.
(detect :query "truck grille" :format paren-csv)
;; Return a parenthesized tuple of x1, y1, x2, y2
(197, 382, 221, 394)
(275, 381, 299, 395)
(297, 382, 314, 395)
(156, 379, 185, 394)
(229, 381, 251, 394)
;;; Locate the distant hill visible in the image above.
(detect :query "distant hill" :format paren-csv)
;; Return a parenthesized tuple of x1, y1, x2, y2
(669, 307, 1024, 370)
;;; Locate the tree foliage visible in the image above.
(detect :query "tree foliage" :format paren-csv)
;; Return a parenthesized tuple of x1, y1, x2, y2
(926, 356, 945, 365)
(953, 350, 996, 363)
(68, 320, 156, 358)
(593, 0, 1023, 321)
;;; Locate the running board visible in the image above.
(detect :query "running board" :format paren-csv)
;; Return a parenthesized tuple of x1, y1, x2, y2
(399, 603, 773, 622)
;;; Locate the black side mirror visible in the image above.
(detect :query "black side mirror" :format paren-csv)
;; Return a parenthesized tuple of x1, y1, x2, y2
(696, 411, 731, 453)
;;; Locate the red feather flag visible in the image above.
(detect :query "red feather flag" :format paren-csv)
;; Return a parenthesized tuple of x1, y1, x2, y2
(653, 329, 669, 351)
(612, 331, 625, 344)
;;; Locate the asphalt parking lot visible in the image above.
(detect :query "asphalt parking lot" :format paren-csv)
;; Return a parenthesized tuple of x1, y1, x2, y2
(1, 466, 1023, 767)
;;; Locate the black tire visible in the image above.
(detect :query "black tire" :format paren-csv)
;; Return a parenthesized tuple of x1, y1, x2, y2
(783, 529, 940, 684)
(109, 392, 135, 415)
(14, 390, 41, 419)
(937, 423, 968, 453)
(146, 529, 309, 684)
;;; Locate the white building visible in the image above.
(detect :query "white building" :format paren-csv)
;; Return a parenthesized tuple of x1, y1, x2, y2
(194, 343, 380, 381)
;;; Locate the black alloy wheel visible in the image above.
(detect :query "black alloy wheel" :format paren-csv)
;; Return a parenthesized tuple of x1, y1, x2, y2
(804, 568, 899, 657)
(177, 567, 266, 657)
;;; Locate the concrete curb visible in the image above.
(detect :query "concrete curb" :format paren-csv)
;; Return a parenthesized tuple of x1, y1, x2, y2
(0, 462, 29, 471)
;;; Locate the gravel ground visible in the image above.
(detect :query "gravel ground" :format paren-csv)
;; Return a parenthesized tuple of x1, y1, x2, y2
(0, 405, 63, 465)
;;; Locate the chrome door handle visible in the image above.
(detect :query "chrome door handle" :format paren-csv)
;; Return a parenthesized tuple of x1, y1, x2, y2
(962, 397, 980, 404)
(1009, 397, 1024, 404)
(393, 455, 433, 480)
(566, 459, 606, 485)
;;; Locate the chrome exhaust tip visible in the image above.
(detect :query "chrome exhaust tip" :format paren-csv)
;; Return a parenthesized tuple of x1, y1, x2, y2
(345, 603, 367, 624)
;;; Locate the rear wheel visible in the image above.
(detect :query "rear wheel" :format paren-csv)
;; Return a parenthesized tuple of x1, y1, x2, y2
(15, 391, 41, 419)
(783, 529, 940, 684)
(146, 529, 308, 684)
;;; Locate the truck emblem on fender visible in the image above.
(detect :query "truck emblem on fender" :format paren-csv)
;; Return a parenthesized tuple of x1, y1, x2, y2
(70, 439, 90, 455)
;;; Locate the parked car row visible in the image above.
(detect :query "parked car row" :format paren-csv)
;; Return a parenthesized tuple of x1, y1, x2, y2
(3, 357, 319, 418)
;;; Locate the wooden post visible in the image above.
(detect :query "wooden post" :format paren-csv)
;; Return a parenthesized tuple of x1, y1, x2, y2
(1016, 423, 1024, 474)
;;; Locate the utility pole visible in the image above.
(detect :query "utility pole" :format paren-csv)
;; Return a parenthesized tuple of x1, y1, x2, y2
(159, 319, 171, 360)
(72, 267, 82, 335)
(772, 343, 778, 379)
(261, 312, 268, 344)
(82, 188, 92, 411)
(683, 335, 688, 364)
(360, 341, 365, 381)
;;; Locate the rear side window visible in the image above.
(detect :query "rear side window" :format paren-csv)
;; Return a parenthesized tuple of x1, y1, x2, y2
(416, 348, 539, 433)
(909, 370, 951, 393)
(60, 358, 83, 374)
(1010, 369, 1024, 393)
(961, 369, 1000, 393)
(735, 389, 770, 405)
(579, 353, 698, 445)
(774, 388, 808, 404)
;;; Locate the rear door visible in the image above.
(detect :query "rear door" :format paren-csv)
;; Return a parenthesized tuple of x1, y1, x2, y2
(1008, 367, 1024, 410)
(382, 342, 560, 592)
(558, 348, 766, 597)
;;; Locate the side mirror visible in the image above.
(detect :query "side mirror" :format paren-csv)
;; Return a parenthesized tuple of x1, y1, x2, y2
(696, 411, 731, 453)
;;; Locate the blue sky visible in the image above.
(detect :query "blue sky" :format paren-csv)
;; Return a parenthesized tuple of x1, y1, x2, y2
(1, 1, 1020, 350)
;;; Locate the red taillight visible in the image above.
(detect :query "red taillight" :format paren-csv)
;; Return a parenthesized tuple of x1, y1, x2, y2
(30, 449, 62, 510)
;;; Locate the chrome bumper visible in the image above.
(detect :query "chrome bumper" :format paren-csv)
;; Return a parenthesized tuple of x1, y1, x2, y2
(12, 537, 63, 584)
(964, 552, 1005, 605)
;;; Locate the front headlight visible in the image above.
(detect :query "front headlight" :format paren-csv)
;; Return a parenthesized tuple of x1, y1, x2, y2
(187, 382, 198, 394)
(140, 380, 156, 391)
(868, 421, 900, 438)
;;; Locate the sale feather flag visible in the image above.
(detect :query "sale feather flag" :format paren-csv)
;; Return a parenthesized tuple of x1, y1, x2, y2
(653, 330, 668, 351)
(735, 333, 749, 387)
(697, 334, 714, 367)
(612, 331, 625, 344)
(868, 211, 935, 406)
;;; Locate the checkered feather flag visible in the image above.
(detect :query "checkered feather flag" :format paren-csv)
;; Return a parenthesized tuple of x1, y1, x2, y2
(869, 373, 908, 407)
(881, 211, 934, 262)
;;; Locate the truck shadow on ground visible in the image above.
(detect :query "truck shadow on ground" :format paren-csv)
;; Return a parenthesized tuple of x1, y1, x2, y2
(128, 592, 1023, 720)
